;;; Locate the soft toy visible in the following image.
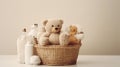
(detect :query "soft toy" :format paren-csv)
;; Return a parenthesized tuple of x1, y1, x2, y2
(68, 25, 79, 44)
(66, 25, 84, 45)
(39, 19, 69, 46)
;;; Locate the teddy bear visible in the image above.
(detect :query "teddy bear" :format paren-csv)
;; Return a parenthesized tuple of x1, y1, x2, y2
(68, 25, 79, 44)
(66, 25, 84, 46)
(39, 19, 69, 46)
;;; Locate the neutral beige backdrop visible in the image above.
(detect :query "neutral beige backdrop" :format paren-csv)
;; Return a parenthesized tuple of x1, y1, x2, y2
(0, 0, 120, 55)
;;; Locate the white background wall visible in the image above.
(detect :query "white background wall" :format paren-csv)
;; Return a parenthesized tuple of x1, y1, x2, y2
(0, 0, 120, 55)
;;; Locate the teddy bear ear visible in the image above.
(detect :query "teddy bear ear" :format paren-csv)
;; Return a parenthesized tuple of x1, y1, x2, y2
(59, 19, 63, 24)
(43, 20, 48, 26)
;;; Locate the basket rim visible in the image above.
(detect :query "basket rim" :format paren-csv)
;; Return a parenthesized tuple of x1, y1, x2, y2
(34, 44, 80, 48)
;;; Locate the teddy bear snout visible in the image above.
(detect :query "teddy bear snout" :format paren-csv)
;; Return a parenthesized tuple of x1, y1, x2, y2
(55, 28, 58, 30)
(51, 27, 60, 33)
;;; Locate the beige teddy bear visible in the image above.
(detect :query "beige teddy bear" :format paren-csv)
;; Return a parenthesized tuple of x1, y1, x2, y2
(39, 19, 69, 46)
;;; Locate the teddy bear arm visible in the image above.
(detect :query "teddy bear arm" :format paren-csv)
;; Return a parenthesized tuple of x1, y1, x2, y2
(59, 33, 69, 46)
(39, 37, 49, 46)
(39, 32, 51, 45)
(42, 32, 50, 37)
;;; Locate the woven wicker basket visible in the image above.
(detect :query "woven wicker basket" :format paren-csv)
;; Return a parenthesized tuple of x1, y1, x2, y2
(34, 44, 80, 66)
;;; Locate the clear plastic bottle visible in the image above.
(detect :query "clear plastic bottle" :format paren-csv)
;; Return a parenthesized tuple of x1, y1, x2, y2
(17, 28, 27, 64)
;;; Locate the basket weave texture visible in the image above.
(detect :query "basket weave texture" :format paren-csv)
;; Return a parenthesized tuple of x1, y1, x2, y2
(34, 44, 80, 66)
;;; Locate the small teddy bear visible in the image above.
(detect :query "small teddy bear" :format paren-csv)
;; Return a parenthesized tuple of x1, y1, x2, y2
(66, 25, 84, 45)
(68, 25, 79, 44)
(39, 19, 69, 46)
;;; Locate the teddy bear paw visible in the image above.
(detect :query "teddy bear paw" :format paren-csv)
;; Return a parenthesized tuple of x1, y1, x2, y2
(39, 37, 49, 46)
(59, 32, 69, 46)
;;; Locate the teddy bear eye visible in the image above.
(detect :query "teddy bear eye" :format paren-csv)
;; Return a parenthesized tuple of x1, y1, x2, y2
(52, 25, 54, 27)
(57, 25, 60, 27)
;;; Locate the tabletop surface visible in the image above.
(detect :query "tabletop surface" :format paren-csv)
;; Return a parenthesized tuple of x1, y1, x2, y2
(0, 55, 120, 67)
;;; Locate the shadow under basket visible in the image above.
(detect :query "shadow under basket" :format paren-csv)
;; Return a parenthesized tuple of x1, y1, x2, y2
(33, 44, 80, 66)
